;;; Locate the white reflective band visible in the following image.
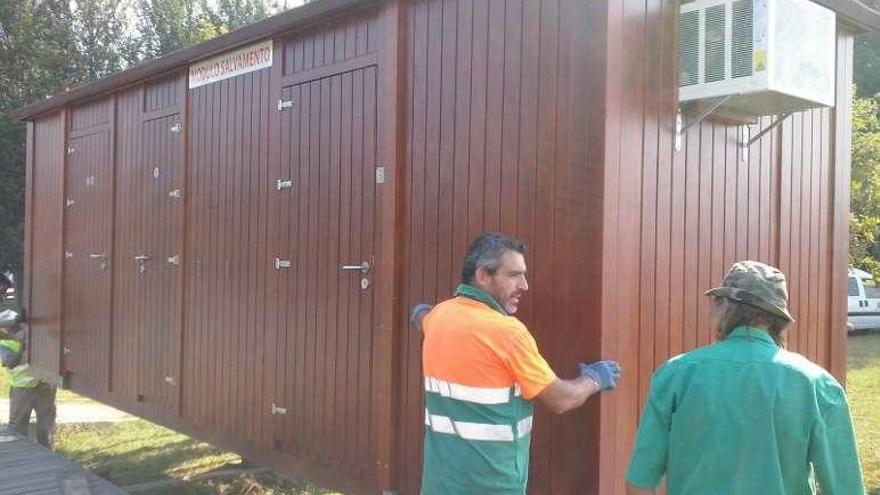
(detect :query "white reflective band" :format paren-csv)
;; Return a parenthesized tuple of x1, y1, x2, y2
(517, 416, 533, 438)
(424, 376, 511, 405)
(425, 413, 516, 442)
(514, 383, 522, 397)
(456, 421, 515, 442)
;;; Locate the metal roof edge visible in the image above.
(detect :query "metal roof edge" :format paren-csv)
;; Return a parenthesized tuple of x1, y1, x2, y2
(813, 0, 880, 33)
(11, 0, 374, 121)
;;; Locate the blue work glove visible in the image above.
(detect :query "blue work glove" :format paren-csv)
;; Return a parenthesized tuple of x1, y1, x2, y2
(578, 360, 621, 391)
(410, 303, 433, 333)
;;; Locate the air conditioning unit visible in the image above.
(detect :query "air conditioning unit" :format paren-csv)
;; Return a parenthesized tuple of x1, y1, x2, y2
(679, 0, 836, 116)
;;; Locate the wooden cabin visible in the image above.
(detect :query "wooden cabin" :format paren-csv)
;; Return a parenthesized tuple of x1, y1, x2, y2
(14, 0, 880, 492)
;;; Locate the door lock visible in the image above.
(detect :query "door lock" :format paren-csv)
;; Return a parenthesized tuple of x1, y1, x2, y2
(134, 254, 150, 274)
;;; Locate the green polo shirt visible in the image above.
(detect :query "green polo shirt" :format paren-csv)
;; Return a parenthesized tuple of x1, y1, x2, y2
(626, 327, 864, 495)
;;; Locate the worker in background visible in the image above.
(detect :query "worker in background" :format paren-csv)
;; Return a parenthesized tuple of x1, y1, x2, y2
(410, 232, 621, 494)
(625, 261, 864, 495)
(0, 271, 56, 448)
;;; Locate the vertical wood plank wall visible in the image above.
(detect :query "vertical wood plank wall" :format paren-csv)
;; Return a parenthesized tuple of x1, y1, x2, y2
(599, 2, 855, 493)
(28, 112, 66, 378)
(22, 1, 857, 493)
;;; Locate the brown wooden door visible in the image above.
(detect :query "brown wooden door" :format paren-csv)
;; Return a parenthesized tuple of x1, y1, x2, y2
(62, 131, 113, 393)
(271, 66, 379, 480)
(115, 114, 184, 413)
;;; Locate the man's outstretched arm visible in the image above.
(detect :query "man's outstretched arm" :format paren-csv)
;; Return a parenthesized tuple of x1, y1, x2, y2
(537, 360, 620, 414)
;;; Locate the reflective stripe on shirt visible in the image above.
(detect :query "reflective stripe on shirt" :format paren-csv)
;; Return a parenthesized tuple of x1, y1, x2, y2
(424, 376, 512, 405)
(425, 409, 534, 442)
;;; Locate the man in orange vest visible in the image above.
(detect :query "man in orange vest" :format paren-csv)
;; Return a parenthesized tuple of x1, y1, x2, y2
(411, 232, 620, 494)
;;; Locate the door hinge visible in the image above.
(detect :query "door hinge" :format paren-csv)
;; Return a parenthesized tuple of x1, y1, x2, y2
(67, 147, 75, 155)
(271, 403, 288, 415)
(63, 343, 71, 355)
(276, 179, 293, 191)
(275, 258, 292, 270)
(170, 123, 182, 133)
(168, 189, 181, 199)
(65, 198, 75, 208)
(65, 251, 73, 259)
(375, 166, 385, 184)
(167, 255, 180, 266)
(164, 375, 177, 387)
(277, 99, 294, 111)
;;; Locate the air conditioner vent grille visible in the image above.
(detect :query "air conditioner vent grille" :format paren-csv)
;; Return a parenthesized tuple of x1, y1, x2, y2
(678, 0, 836, 115)
(704, 4, 727, 83)
(680, 10, 700, 86)
(731, 0, 754, 78)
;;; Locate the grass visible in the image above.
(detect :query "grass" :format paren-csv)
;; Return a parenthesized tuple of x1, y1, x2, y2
(55, 420, 340, 494)
(56, 421, 240, 487)
(849, 331, 880, 494)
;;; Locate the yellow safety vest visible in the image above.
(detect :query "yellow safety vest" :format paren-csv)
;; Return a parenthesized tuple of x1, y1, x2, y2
(0, 339, 40, 389)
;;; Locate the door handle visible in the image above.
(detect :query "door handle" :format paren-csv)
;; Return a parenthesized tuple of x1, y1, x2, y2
(134, 255, 151, 262)
(89, 253, 108, 259)
(341, 262, 370, 273)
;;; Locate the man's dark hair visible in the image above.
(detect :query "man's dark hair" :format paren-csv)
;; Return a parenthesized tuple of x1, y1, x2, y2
(712, 297, 790, 346)
(461, 233, 527, 284)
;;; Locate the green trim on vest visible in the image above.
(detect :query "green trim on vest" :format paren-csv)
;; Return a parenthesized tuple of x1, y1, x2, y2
(423, 384, 533, 494)
(455, 284, 507, 315)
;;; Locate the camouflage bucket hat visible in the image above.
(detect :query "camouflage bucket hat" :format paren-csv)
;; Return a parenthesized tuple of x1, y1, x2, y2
(704, 260, 794, 322)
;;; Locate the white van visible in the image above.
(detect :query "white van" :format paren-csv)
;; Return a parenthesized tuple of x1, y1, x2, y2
(848, 268, 880, 331)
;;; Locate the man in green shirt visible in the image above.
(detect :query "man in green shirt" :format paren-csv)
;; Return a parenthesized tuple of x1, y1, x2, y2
(626, 261, 864, 495)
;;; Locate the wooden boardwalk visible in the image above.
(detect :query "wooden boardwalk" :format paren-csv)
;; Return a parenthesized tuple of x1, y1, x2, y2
(0, 426, 125, 495)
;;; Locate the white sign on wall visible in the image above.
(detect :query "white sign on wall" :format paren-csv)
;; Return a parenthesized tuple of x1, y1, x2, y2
(188, 40, 273, 89)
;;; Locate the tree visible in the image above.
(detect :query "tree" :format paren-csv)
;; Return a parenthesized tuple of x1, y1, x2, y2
(203, 0, 275, 33)
(850, 93, 880, 275)
(134, 0, 288, 60)
(135, 0, 221, 59)
(67, 0, 140, 82)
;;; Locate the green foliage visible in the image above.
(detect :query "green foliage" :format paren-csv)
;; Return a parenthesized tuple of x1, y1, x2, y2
(203, 0, 275, 34)
(135, 0, 222, 59)
(134, 0, 284, 59)
(851, 94, 880, 276)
